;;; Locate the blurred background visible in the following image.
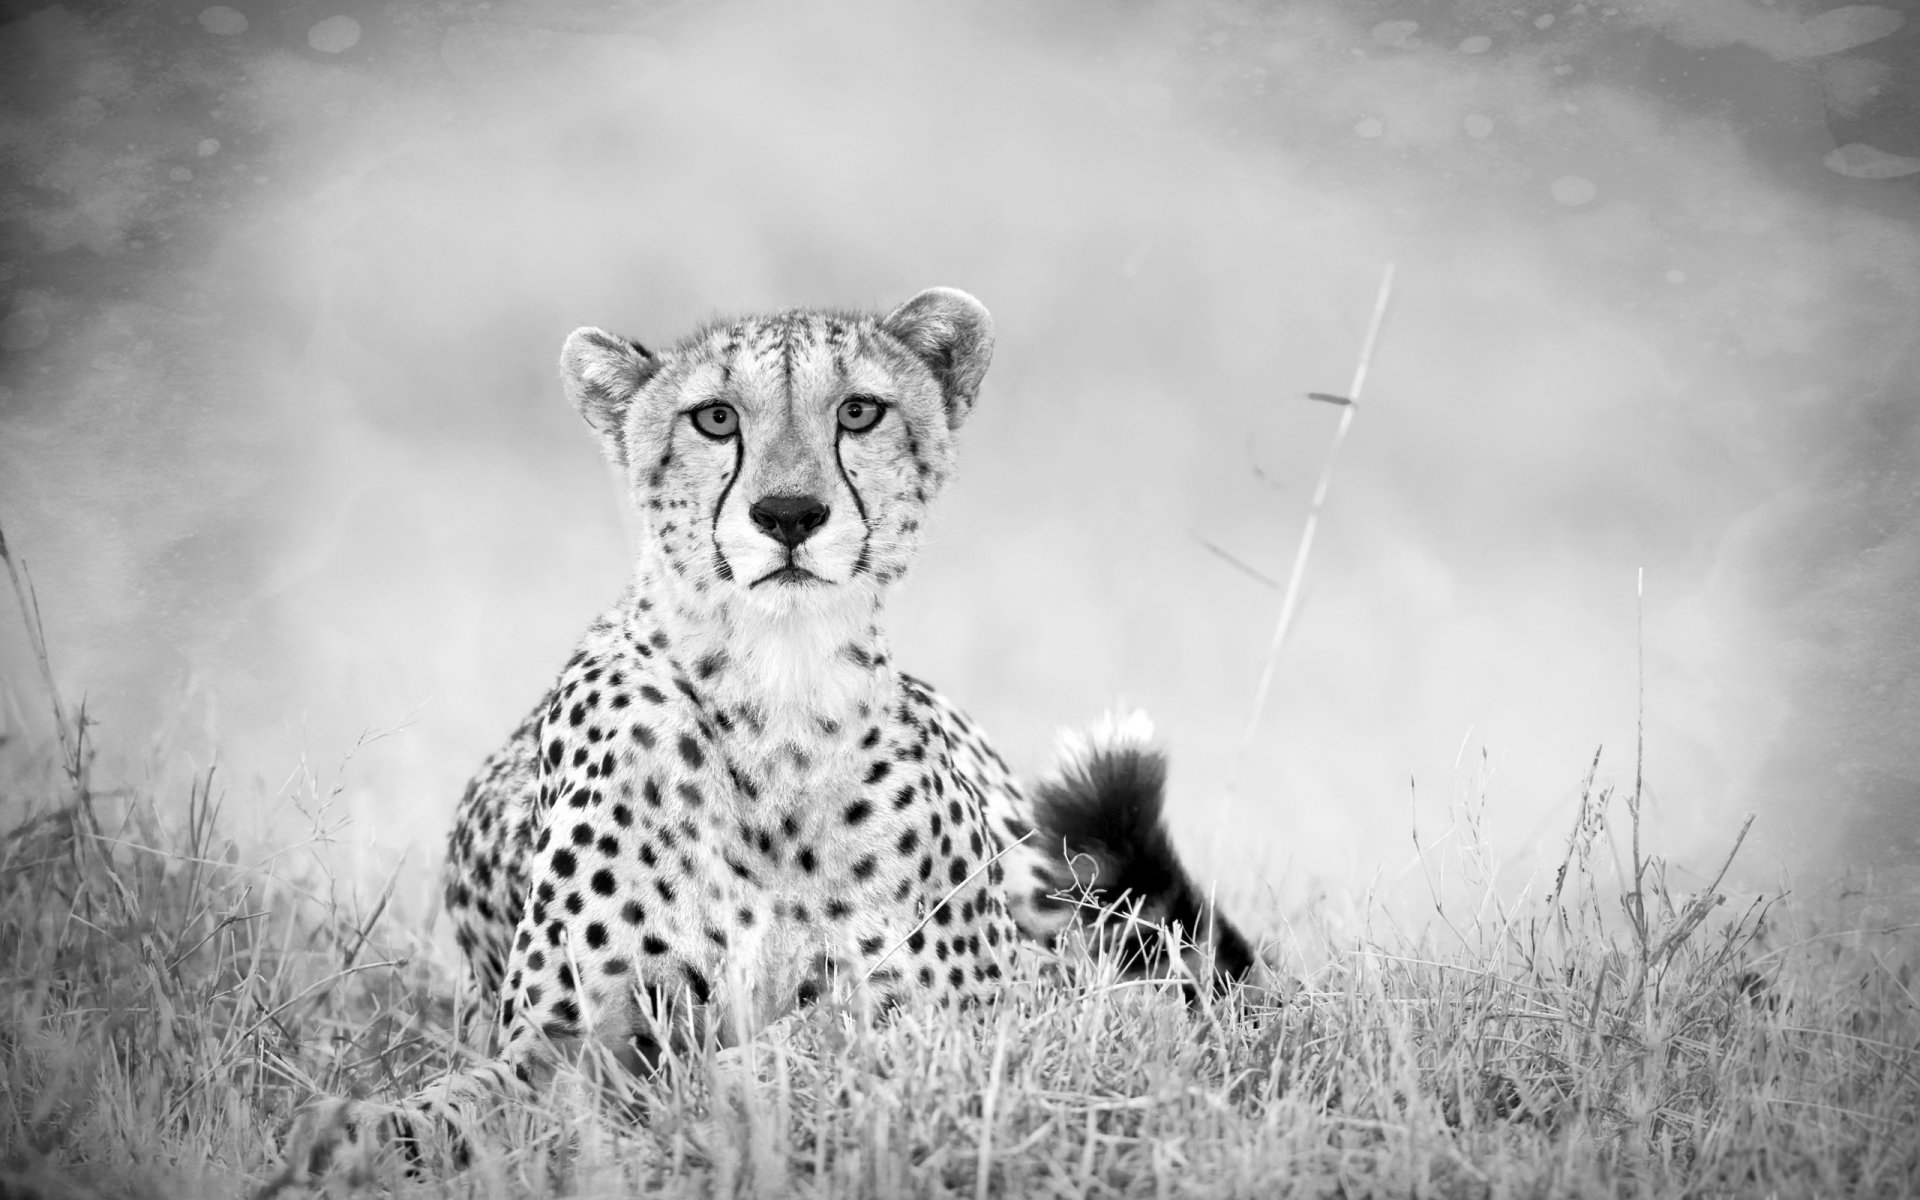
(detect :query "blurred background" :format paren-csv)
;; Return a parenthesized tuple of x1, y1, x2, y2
(2, 0, 1917, 924)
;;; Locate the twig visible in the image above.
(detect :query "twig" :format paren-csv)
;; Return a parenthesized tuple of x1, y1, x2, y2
(0, 520, 87, 797)
(1232, 263, 1397, 774)
(1628, 567, 1648, 957)
(1189, 532, 1281, 591)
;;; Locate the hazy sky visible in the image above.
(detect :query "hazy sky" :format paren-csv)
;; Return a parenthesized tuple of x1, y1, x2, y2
(2, 0, 1916, 918)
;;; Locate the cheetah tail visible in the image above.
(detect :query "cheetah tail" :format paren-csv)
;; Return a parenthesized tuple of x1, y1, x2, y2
(1029, 712, 1258, 995)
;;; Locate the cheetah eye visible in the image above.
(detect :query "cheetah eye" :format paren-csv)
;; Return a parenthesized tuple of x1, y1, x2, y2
(837, 396, 885, 433)
(691, 403, 739, 439)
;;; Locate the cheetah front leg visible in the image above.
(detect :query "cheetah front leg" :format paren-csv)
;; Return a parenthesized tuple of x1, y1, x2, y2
(266, 907, 662, 1191)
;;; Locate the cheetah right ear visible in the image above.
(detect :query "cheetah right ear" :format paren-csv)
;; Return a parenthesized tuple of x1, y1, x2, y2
(560, 327, 660, 467)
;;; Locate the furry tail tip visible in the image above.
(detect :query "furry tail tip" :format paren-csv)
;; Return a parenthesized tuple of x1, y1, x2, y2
(1031, 711, 1258, 993)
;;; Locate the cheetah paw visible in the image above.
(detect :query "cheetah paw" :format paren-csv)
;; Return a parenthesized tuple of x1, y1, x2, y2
(255, 1097, 412, 1197)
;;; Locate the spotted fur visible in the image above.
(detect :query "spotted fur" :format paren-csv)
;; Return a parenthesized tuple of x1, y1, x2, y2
(271, 289, 1253, 1185)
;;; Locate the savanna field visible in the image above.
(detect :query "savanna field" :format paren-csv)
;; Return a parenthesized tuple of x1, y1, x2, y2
(7, 0, 1920, 1196)
(4, 523, 1918, 1198)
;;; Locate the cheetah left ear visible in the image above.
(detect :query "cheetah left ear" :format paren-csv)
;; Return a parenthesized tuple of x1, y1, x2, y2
(881, 287, 994, 430)
(560, 327, 660, 468)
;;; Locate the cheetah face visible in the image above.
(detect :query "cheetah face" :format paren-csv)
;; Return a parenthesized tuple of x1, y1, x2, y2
(558, 289, 993, 616)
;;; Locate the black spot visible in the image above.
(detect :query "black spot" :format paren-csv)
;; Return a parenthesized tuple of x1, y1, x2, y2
(546, 739, 564, 767)
(859, 934, 886, 955)
(948, 966, 965, 989)
(797, 847, 817, 874)
(525, 983, 544, 1007)
(551, 849, 577, 878)
(850, 856, 877, 881)
(632, 724, 657, 749)
(897, 829, 920, 855)
(621, 900, 645, 924)
(893, 784, 917, 810)
(569, 703, 586, 728)
(598, 835, 620, 857)
(642, 934, 670, 955)
(591, 869, 616, 896)
(527, 950, 547, 972)
(677, 782, 704, 807)
(683, 966, 713, 1005)
(564, 892, 583, 915)
(932, 902, 952, 926)
(585, 922, 608, 949)
(860, 726, 882, 749)
(654, 878, 677, 903)
(843, 799, 873, 826)
(948, 858, 970, 885)
(640, 684, 666, 705)
(705, 926, 728, 948)
(826, 899, 850, 920)
(865, 761, 891, 785)
(571, 823, 593, 846)
(696, 652, 728, 680)
(604, 957, 629, 975)
(643, 778, 662, 807)
(736, 906, 756, 927)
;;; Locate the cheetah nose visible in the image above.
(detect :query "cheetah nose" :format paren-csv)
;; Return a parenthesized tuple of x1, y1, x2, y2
(749, 495, 830, 547)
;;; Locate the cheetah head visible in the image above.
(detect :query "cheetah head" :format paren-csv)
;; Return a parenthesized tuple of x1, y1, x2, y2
(558, 288, 993, 618)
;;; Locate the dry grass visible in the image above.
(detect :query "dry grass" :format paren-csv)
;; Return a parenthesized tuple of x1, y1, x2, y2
(4, 530, 1918, 1199)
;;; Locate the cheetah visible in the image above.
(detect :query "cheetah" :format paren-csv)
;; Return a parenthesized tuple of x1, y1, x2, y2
(274, 287, 1255, 1182)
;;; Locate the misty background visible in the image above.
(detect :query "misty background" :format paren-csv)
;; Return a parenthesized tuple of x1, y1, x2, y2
(3, 0, 1917, 924)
